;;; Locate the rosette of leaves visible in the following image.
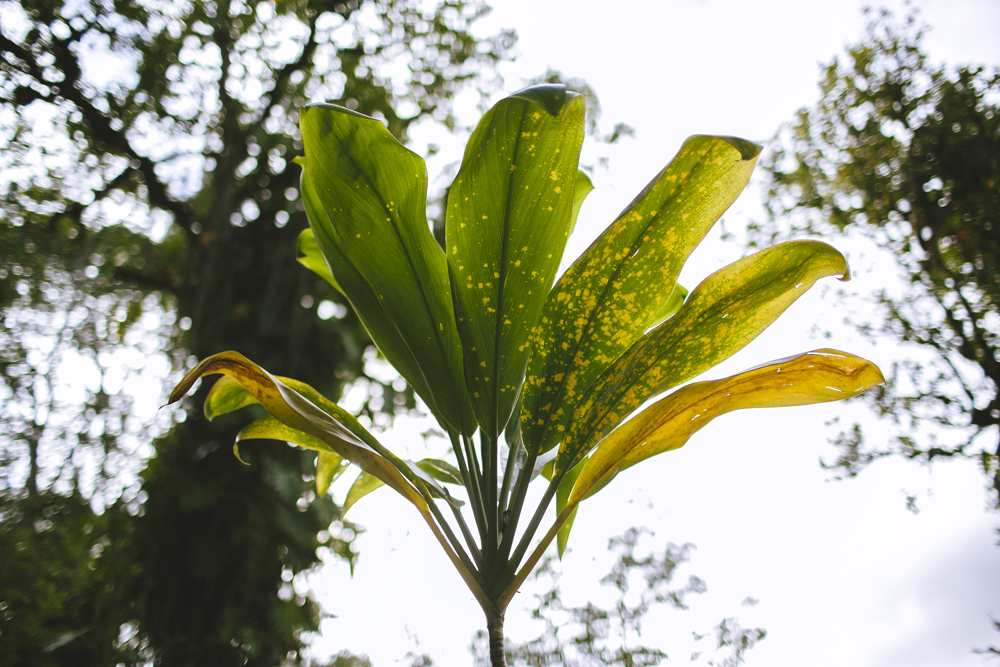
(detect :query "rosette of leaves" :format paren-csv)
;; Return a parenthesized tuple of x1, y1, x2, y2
(169, 85, 884, 666)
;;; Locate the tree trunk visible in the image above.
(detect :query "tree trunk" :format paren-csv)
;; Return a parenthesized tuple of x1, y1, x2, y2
(487, 610, 506, 667)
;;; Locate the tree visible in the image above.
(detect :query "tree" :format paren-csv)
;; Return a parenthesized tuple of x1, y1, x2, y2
(752, 9, 1000, 505)
(0, 0, 513, 663)
(171, 84, 884, 665)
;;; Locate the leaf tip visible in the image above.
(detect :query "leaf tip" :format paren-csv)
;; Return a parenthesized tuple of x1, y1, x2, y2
(233, 443, 251, 466)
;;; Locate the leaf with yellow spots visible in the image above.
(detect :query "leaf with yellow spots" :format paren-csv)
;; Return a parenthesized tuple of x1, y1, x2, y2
(573, 350, 884, 503)
(299, 103, 475, 436)
(551, 349, 884, 553)
(557, 240, 850, 474)
(446, 85, 586, 438)
(521, 135, 761, 458)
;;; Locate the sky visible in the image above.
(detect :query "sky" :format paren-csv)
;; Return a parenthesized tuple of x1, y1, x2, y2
(306, 1, 1000, 665)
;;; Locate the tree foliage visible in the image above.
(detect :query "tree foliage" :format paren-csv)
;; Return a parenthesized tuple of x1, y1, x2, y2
(753, 9, 1000, 504)
(0, 0, 513, 662)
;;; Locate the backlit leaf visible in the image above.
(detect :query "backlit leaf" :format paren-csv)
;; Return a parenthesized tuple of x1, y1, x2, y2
(570, 349, 886, 504)
(204, 375, 259, 421)
(446, 84, 586, 437)
(316, 451, 347, 497)
(344, 471, 384, 516)
(299, 103, 475, 435)
(521, 135, 761, 457)
(559, 240, 850, 474)
(297, 228, 343, 293)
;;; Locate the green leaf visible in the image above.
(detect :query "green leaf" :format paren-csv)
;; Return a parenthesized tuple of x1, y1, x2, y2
(234, 416, 347, 495)
(568, 170, 593, 237)
(445, 84, 587, 437)
(236, 415, 334, 453)
(299, 104, 475, 436)
(344, 472, 384, 516)
(521, 135, 762, 457)
(297, 228, 343, 293)
(570, 349, 885, 505)
(559, 240, 850, 474)
(204, 375, 259, 421)
(169, 351, 427, 510)
(316, 451, 347, 497)
(648, 283, 687, 329)
(555, 461, 583, 558)
(342, 458, 463, 518)
(415, 458, 463, 486)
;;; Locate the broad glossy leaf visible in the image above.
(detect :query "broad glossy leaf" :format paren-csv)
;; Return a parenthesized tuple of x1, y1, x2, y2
(344, 471, 384, 516)
(559, 240, 850, 474)
(299, 104, 474, 435)
(297, 228, 343, 293)
(570, 349, 885, 505)
(446, 84, 586, 437)
(522, 135, 761, 456)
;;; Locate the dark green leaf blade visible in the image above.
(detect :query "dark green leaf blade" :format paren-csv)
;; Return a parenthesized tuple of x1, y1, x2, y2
(570, 349, 885, 504)
(446, 85, 587, 437)
(521, 135, 762, 456)
(559, 240, 850, 473)
(299, 104, 475, 435)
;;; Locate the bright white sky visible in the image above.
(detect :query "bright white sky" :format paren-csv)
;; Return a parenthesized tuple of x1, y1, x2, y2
(307, 1, 1000, 665)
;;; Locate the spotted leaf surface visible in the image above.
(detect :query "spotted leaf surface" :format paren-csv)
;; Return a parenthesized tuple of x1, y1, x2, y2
(446, 85, 586, 438)
(300, 104, 474, 435)
(570, 349, 885, 505)
(558, 240, 850, 473)
(521, 136, 761, 457)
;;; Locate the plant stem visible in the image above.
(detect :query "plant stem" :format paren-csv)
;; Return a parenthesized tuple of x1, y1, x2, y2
(452, 431, 488, 543)
(447, 491, 484, 570)
(483, 430, 499, 571)
(498, 504, 573, 610)
(464, 434, 488, 545)
(497, 431, 520, 515)
(486, 608, 507, 667)
(493, 446, 540, 567)
(491, 478, 558, 587)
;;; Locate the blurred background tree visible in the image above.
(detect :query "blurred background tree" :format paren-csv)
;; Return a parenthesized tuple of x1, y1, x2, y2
(0, 0, 513, 663)
(468, 527, 765, 667)
(752, 9, 1000, 509)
